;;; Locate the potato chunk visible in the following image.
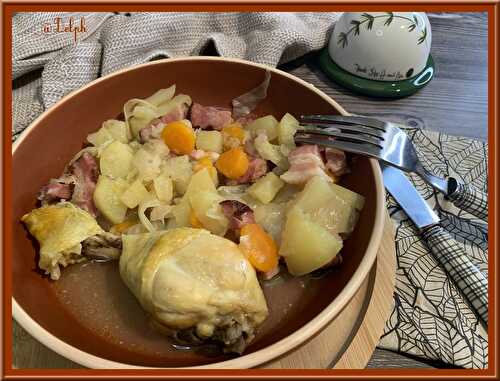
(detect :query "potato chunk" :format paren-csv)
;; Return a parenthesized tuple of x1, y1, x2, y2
(280, 208, 343, 276)
(247, 115, 279, 141)
(278, 113, 298, 147)
(189, 191, 228, 236)
(99, 141, 134, 179)
(120, 179, 150, 209)
(182, 169, 228, 235)
(102, 120, 131, 143)
(162, 155, 193, 195)
(132, 147, 162, 182)
(254, 202, 287, 244)
(292, 176, 364, 234)
(153, 173, 174, 203)
(196, 130, 223, 153)
(93, 176, 128, 224)
(248, 172, 285, 204)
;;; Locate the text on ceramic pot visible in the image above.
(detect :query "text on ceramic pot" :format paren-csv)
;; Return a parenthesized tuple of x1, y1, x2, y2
(354, 64, 404, 80)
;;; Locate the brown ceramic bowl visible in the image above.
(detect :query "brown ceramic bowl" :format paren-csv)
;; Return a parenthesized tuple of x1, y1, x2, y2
(12, 57, 385, 369)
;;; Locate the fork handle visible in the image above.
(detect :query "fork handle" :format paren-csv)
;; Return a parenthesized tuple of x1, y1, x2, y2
(447, 178, 488, 221)
(422, 225, 488, 326)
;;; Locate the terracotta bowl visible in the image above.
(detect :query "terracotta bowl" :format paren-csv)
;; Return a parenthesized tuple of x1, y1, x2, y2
(12, 57, 385, 369)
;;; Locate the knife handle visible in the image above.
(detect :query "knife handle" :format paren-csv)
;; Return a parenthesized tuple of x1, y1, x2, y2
(447, 178, 488, 221)
(422, 225, 488, 326)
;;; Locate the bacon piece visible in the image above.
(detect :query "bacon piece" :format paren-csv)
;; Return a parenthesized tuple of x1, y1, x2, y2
(324, 147, 348, 177)
(280, 144, 331, 185)
(37, 152, 99, 215)
(70, 152, 99, 216)
(139, 119, 163, 143)
(220, 200, 255, 230)
(288, 145, 325, 167)
(236, 114, 257, 127)
(190, 103, 233, 130)
(38, 180, 74, 204)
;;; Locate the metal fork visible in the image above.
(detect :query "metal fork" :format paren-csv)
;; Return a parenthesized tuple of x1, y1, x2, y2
(296, 114, 488, 221)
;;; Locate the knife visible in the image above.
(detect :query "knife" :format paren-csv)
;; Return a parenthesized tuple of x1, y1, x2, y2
(382, 164, 488, 326)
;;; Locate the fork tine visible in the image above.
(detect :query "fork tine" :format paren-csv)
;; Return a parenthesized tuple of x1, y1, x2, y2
(300, 114, 387, 130)
(295, 136, 381, 158)
(300, 121, 385, 138)
(296, 129, 383, 148)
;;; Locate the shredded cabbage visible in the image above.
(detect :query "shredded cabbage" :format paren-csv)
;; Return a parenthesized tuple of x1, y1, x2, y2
(150, 204, 174, 223)
(254, 133, 288, 170)
(138, 195, 162, 233)
(232, 70, 271, 119)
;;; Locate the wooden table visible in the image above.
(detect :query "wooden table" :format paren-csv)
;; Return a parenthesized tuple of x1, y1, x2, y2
(280, 12, 488, 368)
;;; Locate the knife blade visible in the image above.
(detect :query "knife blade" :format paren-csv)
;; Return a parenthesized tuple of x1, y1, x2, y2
(382, 165, 440, 228)
(382, 164, 488, 326)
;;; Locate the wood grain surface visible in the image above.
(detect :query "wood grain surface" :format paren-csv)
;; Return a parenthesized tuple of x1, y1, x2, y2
(262, 213, 396, 369)
(281, 12, 488, 369)
(281, 12, 488, 142)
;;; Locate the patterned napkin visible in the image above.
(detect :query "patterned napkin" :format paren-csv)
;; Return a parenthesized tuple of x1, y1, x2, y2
(12, 12, 488, 369)
(378, 128, 488, 368)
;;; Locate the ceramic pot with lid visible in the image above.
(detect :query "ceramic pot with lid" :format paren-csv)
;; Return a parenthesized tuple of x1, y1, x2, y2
(320, 12, 434, 98)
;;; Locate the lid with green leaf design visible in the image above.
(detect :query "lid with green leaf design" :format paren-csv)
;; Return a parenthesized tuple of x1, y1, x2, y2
(320, 12, 435, 98)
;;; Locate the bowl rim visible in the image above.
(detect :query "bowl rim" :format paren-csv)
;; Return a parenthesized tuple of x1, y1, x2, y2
(12, 56, 385, 369)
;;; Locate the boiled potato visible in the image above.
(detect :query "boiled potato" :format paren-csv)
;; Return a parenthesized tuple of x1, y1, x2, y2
(100, 141, 134, 179)
(132, 148, 162, 181)
(162, 155, 193, 195)
(273, 184, 301, 204)
(292, 176, 364, 234)
(184, 168, 216, 197)
(331, 183, 365, 210)
(179, 169, 228, 235)
(278, 113, 298, 147)
(172, 197, 191, 228)
(153, 173, 174, 203)
(254, 202, 287, 244)
(247, 172, 285, 204)
(280, 208, 343, 276)
(120, 179, 150, 209)
(103, 120, 131, 143)
(196, 130, 223, 153)
(93, 176, 128, 224)
(247, 115, 279, 141)
(189, 190, 228, 236)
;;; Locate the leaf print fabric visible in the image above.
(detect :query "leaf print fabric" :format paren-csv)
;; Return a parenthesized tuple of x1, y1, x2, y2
(378, 127, 488, 369)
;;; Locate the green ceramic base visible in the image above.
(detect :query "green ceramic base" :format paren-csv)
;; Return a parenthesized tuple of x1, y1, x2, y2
(319, 48, 434, 98)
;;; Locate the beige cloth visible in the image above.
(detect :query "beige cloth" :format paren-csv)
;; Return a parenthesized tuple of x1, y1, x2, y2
(12, 12, 340, 139)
